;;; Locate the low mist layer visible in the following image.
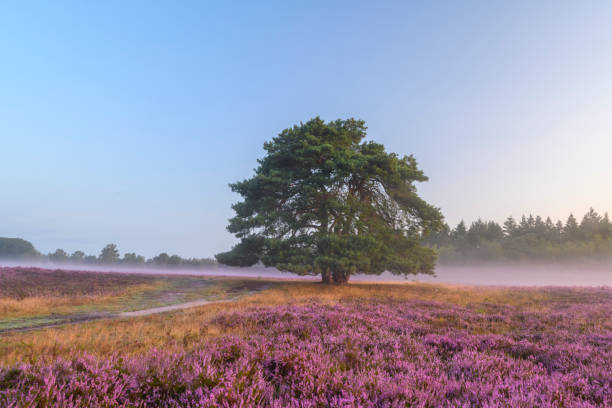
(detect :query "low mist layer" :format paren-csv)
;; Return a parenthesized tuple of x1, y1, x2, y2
(1, 260, 610, 286)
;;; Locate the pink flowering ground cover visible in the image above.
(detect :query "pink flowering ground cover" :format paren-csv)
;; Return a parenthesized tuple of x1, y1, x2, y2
(1, 290, 611, 407)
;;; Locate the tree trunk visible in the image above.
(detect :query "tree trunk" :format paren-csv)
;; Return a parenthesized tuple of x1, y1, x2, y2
(332, 270, 350, 284)
(321, 269, 332, 284)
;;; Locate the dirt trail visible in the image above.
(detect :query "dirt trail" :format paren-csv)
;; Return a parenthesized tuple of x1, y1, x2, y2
(118, 298, 231, 317)
(1, 298, 231, 334)
(0, 289, 267, 334)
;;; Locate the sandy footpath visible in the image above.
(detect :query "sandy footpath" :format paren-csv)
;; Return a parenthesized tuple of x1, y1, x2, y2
(119, 298, 231, 317)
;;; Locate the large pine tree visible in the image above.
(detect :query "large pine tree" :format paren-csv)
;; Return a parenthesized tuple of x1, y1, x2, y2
(216, 118, 443, 283)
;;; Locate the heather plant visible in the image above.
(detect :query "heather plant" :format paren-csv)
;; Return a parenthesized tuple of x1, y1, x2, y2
(0, 268, 152, 299)
(1, 289, 610, 407)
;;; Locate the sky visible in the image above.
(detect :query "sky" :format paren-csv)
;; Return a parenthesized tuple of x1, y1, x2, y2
(1, 1, 612, 258)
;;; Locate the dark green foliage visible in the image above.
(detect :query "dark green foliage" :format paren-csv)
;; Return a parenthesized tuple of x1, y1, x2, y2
(12, 240, 218, 268)
(427, 208, 612, 262)
(150, 252, 216, 268)
(70, 251, 85, 262)
(216, 117, 443, 283)
(564, 213, 580, 241)
(153, 253, 170, 265)
(0, 238, 38, 258)
(99, 244, 120, 263)
(49, 249, 69, 262)
(168, 255, 182, 266)
(122, 252, 145, 265)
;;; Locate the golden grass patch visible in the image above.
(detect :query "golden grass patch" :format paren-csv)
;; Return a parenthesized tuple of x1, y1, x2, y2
(0, 283, 162, 319)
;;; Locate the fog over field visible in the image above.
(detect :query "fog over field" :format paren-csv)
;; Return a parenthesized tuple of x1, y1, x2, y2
(2, 260, 610, 287)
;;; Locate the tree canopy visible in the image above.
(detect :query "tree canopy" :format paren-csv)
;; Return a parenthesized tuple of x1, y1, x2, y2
(0, 238, 38, 258)
(216, 117, 443, 283)
(425, 208, 612, 262)
(99, 244, 120, 263)
(0, 237, 216, 268)
(49, 248, 69, 262)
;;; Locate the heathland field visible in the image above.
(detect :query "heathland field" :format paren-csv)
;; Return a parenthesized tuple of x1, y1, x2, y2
(0, 268, 610, 407)
(0, 268, 275, 331)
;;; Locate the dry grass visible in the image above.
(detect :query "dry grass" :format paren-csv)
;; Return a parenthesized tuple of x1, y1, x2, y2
(1, 280, 606, 366)
(0, 268, 269, 320)
(0, 268, 165, 319)
(0, 282, 161, 318)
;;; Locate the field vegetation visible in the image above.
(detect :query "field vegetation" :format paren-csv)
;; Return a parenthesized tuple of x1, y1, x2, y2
(1, 273, 610, 406)
(0, 268, 274, 331)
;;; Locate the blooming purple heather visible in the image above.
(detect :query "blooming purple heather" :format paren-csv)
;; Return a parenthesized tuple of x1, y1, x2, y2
(1, 294, 611, 407)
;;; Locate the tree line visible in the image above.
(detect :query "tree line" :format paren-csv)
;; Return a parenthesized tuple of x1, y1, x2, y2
(47, 244, 218, 268)
(424, 208, 612, 262)
(0, 239, 217, 268)
(3, 206, 612, 269)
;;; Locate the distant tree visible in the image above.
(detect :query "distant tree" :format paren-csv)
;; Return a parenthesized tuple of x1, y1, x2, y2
(580, 207, 602, 240)
(550, 220, 563, 243)
(0, 237, 39, 258)
(451, 221, 467, 237)
(534, 216, 546, 236)
(216, 117, 443, 283)
(168, 255, 182, 266)
(543, 217, 556, 240)
(467, 220, 503, 246)
(183, 257, 218, 267)
(519, 215, 536, 233)
(503, 216, 518, 237)
(428, 208, 612, 263)
(423, 223, 450, 247)
(564, 213, 579, 240)
(518, 215, 530, 234)
(122, 252, 145, 264)
(450, 221, 468, 252)
(84, 255, 98, 263)
(601, 213, 612, 238)
(70, 250, 85, 262)
(153, 252, 170, 265)
(99, 244, 120, 263)
(49, 248, 69, 262)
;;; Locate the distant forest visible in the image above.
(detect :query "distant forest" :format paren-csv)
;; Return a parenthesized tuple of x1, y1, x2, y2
(425, 208, 612, 263)
(2, 208, 611, 267)
(0, 239, 217, 268)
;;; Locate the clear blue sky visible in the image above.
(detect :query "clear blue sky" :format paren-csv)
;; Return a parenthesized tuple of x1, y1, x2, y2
(2, 1, 611, 258)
